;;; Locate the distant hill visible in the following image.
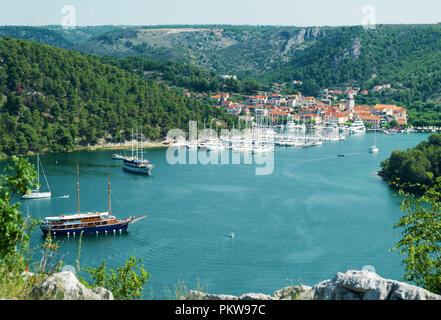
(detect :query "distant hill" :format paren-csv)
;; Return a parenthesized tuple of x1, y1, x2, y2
(4, 24, 441, 93)
(3, 24, 441, 125)
(0, 25, 122, 48)
(0, 37, 233, 155)
(73, 25, 317, 77)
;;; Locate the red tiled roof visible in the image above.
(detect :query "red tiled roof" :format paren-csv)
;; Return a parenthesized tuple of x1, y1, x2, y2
(359, 115, 383, 120)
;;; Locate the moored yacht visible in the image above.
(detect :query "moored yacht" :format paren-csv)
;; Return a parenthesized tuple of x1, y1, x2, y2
(285, 121, 297, 130)
(122, 128, 154, 175)
(349, 119, 366, 134)
(123, 157, 154, 174)
(40, 165, 147, 235)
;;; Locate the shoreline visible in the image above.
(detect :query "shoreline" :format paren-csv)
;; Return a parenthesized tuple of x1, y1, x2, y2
(1, 140, 171, 159)
(77, 140, 170, 152)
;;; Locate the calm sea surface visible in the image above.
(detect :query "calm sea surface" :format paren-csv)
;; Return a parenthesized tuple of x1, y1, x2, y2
(15, 132, 429, 299)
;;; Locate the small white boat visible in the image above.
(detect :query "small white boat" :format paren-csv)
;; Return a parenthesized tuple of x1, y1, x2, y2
(232, 145, 253, 153)
(369, 128, 379, 153)
(112, 154, 125, 160)
(187, 142, 198, 150)
(285, 121, 297, 130)
(172, 139, 188, 148)
(228, 232, 235, 238)
(21, 154, 52, 199)
(369, 146, 379, 153)
(328, 124, 339, 132)
(21, 190, 51, 199)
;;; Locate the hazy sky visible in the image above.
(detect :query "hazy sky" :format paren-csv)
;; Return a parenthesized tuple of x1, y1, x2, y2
(1, 0, 441, 26)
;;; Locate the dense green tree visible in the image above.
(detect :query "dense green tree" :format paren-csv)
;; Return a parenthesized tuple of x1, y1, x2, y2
(241, 79, 261, 95)
(380, 133, 441, 193)
(0, 157, 37, 257)
(0, 37, 235, 155)
(392, 180, 441, 294)
(3, 93, 23, 115)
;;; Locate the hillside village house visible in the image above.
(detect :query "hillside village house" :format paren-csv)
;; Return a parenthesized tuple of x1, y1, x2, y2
(372, 84, 391, 92)
(269, 110, 290, 119)
(359, 115, 384, 128)
(286, 98, 298, 107)
(210, 92, 230, 103)
(301, 114, 322, 124)
(227, 104, 242, 115)
(247, 95, 268, 105)
(267, 94, 287, 106)
(299, 96, 316, 107)
(371, 104, 407, 124)
(324, 113, 348, 125)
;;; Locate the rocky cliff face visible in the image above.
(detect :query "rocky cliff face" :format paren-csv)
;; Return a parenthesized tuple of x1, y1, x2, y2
(75, 26, 327, 75)
(186, 270, 441, 300)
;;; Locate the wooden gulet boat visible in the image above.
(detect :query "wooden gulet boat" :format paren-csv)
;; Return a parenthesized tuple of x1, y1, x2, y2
(122, 128, 154, 175)
(40, 165, 148, 236)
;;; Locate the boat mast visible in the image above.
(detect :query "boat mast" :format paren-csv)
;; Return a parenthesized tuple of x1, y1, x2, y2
(131, 128, 134, 158)
(39, 154, 51, 192)
(136, 126, 139, 160)
(141, 129, 144, 162)
(108, 166, 111, 215)
(37, 154, 40, 190)
(375, 125, 377, 146)
(76, 164, 80, 216)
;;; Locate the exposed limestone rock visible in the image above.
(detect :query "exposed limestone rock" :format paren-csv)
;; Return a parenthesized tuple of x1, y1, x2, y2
(186, 270, 441, 301)
(238, 293, 273, 300)
(351, 38, 362, 59)
(186, 290, 273, 301)
(312, 270, 440, 300)
(186, 290, 238, 300)
(29, 271, 113, 300)
(273, 285, 314, 300)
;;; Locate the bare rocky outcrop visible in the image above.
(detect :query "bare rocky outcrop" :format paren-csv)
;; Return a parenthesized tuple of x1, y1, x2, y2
(29, 271, 113, 300)
(186, 270, 441, 301)
(23, 269, 441, 300)
(186, 291, 273, 301)
(311, 270, 440, 300)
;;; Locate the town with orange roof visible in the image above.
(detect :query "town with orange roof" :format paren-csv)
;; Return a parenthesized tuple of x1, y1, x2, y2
(209, 84, 407, 129)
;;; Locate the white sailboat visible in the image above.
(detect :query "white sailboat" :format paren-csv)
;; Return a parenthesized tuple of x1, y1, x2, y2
(21, 154, 52, 199)
(369, 127, 379, 153)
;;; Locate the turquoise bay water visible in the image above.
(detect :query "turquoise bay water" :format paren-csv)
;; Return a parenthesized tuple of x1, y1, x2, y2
(18, 133, 428, 298)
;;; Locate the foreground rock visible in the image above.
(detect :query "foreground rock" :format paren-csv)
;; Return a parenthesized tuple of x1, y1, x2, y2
(187, 270, 441, 300)
(29, 271, 113, 300)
